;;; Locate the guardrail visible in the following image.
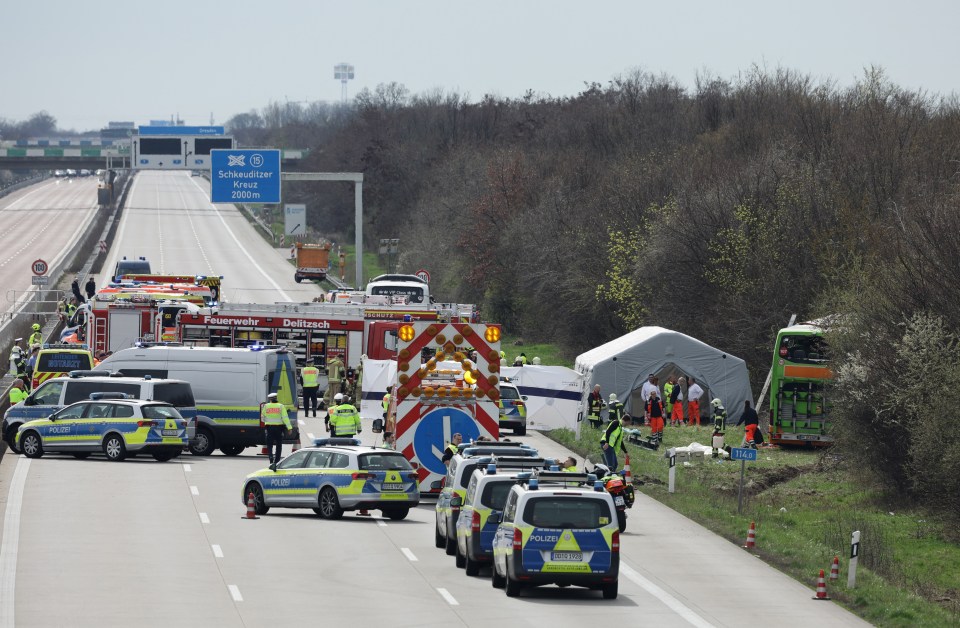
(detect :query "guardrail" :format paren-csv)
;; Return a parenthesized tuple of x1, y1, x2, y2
(0, 173, 47, 200)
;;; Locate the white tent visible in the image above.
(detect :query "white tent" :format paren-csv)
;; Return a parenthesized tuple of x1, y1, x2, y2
(574, 326, 754, 424)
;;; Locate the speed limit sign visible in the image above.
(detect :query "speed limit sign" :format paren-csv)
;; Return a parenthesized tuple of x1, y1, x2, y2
(415, 269, 431, 283)
(31, 259, 48, 276)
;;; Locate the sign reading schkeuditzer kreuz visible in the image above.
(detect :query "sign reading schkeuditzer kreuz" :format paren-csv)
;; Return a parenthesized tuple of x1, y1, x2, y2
(210, 149, 281, 204)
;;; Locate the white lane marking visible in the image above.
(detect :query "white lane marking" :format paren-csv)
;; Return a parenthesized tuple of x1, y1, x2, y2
(190, 485, 200, 496)
(0, 458, 30, 628)
(212, 544, 224, 558)
(228, 584, 243, 602)
(199, 513, 210, 524)
(298, 419, 306, 427)
(183, 464, 192, 472)
(187, 176, 292, 301)
(400, 548, 418, 562)
(376, 519, 387, 528)
(436, 587, 459, 606)
(307, 433, 315, 441)
(619, 563, 715, 628)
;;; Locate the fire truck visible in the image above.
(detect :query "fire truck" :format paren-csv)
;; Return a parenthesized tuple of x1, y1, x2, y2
(119, 274, 223, 302)
(387, 320, 502, 492)
(62, 295, 205, 355)
(174, 301, 480, 368)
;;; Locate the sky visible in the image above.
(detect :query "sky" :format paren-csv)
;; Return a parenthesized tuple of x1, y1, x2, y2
(4, 0, 958, 133)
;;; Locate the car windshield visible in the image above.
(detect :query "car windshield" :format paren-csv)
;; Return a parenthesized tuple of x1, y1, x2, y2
(142, 405, 183, 420)
(523, 497, 612, 529)
(359, 453, 413, 471)
(481, 481, 513, 510)
(501, 386, 521, 401)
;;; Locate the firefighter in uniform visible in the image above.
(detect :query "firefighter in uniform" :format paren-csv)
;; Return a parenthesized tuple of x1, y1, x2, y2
(300, 358, 321, 418)
(261, 392, 292, 470)
(324, 355, 344, 409)
(329, 393, 362, 437)
(28, 324, 43, 350)
(587, 384, 605, 428)
(9, 338, 24, 378)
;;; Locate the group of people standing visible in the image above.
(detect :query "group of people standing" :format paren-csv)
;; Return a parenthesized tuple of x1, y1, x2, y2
(587, 373, 706, 431)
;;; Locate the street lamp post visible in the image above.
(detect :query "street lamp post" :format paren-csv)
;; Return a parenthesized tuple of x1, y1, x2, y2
(334, 63, 355, 103)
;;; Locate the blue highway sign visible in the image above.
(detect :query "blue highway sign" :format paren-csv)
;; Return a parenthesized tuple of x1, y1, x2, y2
(210, 149, 281, 204)
(730, 447, 758, 461)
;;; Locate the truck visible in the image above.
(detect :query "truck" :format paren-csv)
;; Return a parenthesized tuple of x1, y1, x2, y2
(118, 274, 223, 303)
(174, 301, 479, 369)
(294, 242, 332, 283)
(387, 320, 502, 493)
(62, 296, 205, 354)
(768, 321, 833, 446)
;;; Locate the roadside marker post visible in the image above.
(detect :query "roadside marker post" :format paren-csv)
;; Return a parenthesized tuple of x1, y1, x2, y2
(667, 448, 676, 493)
(848, 530, 860, 588)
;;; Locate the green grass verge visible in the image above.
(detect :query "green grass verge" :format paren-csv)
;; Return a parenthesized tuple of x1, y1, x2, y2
(543, 424, 960, 626)
(499, 332, 573, 368)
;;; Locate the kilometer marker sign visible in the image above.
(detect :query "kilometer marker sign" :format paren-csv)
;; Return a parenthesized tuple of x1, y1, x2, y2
(210, 149, 281, 204)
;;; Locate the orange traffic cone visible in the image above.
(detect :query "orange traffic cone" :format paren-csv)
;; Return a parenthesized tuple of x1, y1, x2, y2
(291, 439, 301, 453)
(623, 453, 633, 485)
(258, 446, 269, 456)
(242, 492, 260, 520)
(812, 569, 830, 600)
(743, 521, 756, 549)
(358, 508, 371, 516)
(829, 555, 839, 581)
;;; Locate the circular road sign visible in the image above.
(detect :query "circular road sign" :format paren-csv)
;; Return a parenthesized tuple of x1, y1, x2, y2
(32, 259, 48, 276)
(412, 407, 479, 476)
(415, 269, 431, 283)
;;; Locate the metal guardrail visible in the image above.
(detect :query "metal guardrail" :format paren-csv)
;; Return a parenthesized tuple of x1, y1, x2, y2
(0, 173, 47, 200)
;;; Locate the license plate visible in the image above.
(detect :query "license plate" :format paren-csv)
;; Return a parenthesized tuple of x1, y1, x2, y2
(381, 482, 404, 491)
(614, 495, 625, 506)
(162, 429, 179, 436)
(552, 552, 582, 561)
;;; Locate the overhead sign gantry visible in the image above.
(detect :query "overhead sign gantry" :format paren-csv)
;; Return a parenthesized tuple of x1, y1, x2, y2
(133, 126, 234, 170)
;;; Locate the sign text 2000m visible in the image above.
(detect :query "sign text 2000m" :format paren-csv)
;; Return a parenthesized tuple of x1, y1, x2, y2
(217, 170, 276, 201)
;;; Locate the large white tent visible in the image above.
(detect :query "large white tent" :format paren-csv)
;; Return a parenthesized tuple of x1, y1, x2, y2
(574, 326, 754, 424)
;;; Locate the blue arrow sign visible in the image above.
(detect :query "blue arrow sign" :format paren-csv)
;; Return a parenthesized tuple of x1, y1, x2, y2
(412, 407, 480, 476)
(730, 447, 758, 461)
(210, 149, 281, 204)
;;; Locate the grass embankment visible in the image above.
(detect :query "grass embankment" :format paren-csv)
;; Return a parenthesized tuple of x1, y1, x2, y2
(545, 423, 959, 627)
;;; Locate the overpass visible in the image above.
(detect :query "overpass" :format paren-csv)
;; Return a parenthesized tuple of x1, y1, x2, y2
(0, 147, 310, 171)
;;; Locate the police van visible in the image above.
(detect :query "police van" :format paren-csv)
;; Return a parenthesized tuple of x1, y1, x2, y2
(491, 471, 620, 599)
(31, 343, 94, 389)
(96, 345, 298, 456)
(3, 373, 197, 454)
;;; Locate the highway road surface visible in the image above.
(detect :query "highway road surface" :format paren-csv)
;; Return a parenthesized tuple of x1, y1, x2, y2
(0, 171, 870, 626)
(0, 177, 101, 319)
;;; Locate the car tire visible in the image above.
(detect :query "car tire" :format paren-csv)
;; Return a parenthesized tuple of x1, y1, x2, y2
(465, 553, 480, 576)
(152, 451, 178, 462)
(491, 563, 506, 589)
(72, 452, 91, 460)
(455, 543, 466, 568)
(294, 275, 302, 283)
(190, 428, 215, 456)
(103, 434, 126, 461)
(20, 431, 43, 458)
(434, 523, 445, 548)
(318, 487, 344, 520)
(602, 581, 619, 599)
(445, 529, 457, 556)
(219, 445, 244, 456)
(245, 482, 269, 515)
(384, 508, 409, 521)
(4, 427, 21, 455)
(505, 571, 522, 597)
(514, 426, 527, 436)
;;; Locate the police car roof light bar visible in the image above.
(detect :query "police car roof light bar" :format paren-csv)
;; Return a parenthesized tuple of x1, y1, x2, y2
(311, 437, 363, 447)
(89, 392, 132, 400)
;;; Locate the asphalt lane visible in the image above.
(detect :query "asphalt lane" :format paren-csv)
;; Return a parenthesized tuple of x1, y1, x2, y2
(0, 177, 100, 317)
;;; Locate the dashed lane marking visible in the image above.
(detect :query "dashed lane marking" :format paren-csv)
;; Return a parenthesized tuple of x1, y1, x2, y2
(212, 545, 224, 558)
(200, 513, 210, 524)
(401, 548, 418, 562)
(228, 585, 243, 602)
(619, 563, 715, 628)
(437, 588, 459, 606)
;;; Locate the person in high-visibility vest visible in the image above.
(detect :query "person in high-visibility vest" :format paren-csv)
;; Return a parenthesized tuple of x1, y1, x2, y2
(587, 384, 605, 428)
(561, 456, 578, 472)
(663, 375, 675, 420)
(300, 357, 321, 418)
(441, 433, 463, 466)
(261, 392, 292, 470)
(8, 379, 28, 405)
(324, 355, 344, 410)
(600, 395, 630, 471)
(329, 393, 362, 437)
(28, 324, 43, 350)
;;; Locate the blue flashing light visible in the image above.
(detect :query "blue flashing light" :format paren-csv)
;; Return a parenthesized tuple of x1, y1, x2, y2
(403, 314, 412, 322)
(594, 480, 604, 491)
(528, 478, 539, 490)
(487, 463, 497, 475)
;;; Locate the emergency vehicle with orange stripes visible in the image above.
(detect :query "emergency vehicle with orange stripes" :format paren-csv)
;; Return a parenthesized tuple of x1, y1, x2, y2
(386, 320, 503, 493)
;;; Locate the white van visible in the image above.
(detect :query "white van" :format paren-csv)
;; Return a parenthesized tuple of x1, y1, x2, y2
(95, 345, 299, 456)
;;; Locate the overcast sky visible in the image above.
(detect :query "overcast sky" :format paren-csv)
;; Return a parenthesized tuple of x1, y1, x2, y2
(5, 0, 958, 132)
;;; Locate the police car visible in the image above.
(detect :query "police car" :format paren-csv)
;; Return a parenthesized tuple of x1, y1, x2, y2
(491, 471, 620, 598)
(434, 442, 542, 555)
(241, 438, 420, 520)
(498, 378, 528, 436)
(454, 462, 541, 576)
(16, 394, 189, 462)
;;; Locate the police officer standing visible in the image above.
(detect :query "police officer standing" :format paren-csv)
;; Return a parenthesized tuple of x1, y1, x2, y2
(324, 355, 344, 409)
(261, 392, 292, 471)
(9, 338, 24, 377)
(600, 396, 631, 471)
(85, 276, 97, 300)
(442, 433, 463, 466)
(8, 379, 28, 405)
(300, 357, 321, 418)
(328, 393, 362, 437)
(28, 323, 43, 350)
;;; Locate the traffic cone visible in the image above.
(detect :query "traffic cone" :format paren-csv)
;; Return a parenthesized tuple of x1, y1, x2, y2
(290, 439, 301, 453)
(258, 446, 269, 456)
(743, 521, 756, 549)
(242, 492, 260, 520)
(812, 569, 830, 600)
(358, 509, 371, 516)
(623, 453, 633, 485)
(829, 555, 839, 581)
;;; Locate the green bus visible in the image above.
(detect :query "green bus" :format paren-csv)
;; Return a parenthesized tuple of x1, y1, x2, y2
(769, 321, 833, 446)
